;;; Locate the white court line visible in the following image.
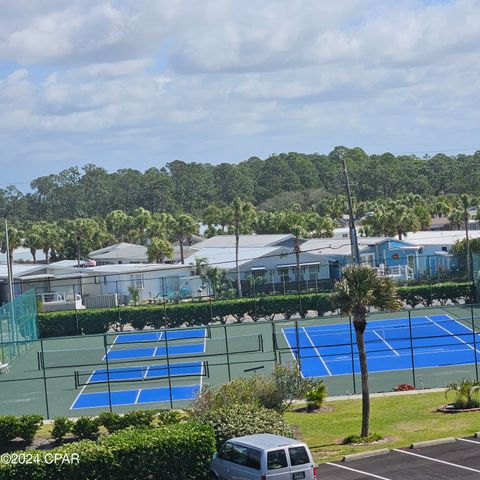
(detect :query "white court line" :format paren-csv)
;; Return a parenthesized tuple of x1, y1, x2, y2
(144, 365, 150, 380)
(325, 462, 392, 479)
(372, 330, 400, 356)
(281, 328, 305, 378)
(134, 389, 142, 404)
(302, 327, 332, 376)
(425, 316, 480, 355)
(393, 448, 480, 473)
(70, 380, 90, 410)
(199, 361, 205, 391)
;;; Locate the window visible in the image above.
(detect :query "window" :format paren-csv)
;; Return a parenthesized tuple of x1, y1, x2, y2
(278, 267, 290, 282)
(289, 446, 310, 466)
(441, 246, 448, 252)
(267, 449, 288, 470)
(360, 254, 374, 266)
(219, 443, 260, 470)
(219, 442, 233, 461)
(131, 274, 144, 289)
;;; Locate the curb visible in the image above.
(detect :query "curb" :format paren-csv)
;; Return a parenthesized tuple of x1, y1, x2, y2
(342, 448, 390, 462)
(410, 437, 456, 449)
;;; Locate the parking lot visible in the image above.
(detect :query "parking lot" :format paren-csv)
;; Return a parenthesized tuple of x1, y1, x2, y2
(317, 437, 480, 479)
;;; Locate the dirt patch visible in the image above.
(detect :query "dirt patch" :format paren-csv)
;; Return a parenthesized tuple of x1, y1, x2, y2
(292, 405, 336, 414)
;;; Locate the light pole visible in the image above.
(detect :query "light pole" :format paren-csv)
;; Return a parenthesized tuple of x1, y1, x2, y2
(3, 213, 14, 303)
(340, 151, 360, 265)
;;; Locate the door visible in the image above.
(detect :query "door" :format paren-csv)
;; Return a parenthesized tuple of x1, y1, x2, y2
(265, 449, 290, 479)
(288, 446, 315, 480)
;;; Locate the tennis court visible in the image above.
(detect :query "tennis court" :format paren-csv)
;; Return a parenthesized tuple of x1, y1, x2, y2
(283, 314, 480, 378)
(3, 304, 480, 417)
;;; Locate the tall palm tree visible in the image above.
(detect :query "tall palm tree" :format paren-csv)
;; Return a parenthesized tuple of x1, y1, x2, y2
(147, 237, 174, 263)
(106, 210, 129, 242)
(132, 207, 152, 245)
(332, 264, 402, 437)
(172, 214, 197, 264)
(24, 229, 42, 263)
(1, 225, 23, 267)
(231, 198, 256, 297)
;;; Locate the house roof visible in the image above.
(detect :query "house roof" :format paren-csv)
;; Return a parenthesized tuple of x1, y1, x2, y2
(402, 230, 480, 246)
(88, 243, 147, 261)
(192, 234, 295, 250)
(0, 264, 45, 279)
(84, 263, 189, 275)
(185, 246, 286, 270)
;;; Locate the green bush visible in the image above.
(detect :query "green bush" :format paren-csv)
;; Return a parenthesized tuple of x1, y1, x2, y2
(155, 410, 183, 425)
(305, 382, 328, 411)
(121, 410, 156, 429)
(196, 403, 294, 450)
(343, 432, 383, 444)
(0, 416, 19, 447)
(98, 412, 124, 434)
(52, 417, 74, 441)
(72, 417, 101, 440)
(38, 281, 472, 339)
(0, 423, 215, 480)
(17, 415, 43, 444)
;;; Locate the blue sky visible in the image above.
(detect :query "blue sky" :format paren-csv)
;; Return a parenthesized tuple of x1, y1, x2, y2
(0, 0, 478, 186)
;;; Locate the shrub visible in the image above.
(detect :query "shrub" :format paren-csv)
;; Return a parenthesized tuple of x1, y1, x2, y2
(155, 410, 183, 426)
(445, 379, 480, 409)
(393, 384, 415, 392)
(17, 415, 43, 444)
(98, 412, 124, 434)
(121, 410, 156, 429)
(52, 417, 74, 441)
(72, 416, 101, 440)
(0, 416, 18, 447)
(0, 423, 215, 480)
(195, 403, 294, 450)
(305, 382, 328, 411)
(343, 432, 383, 444)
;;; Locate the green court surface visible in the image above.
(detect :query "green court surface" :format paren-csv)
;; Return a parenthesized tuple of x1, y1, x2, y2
(1, 304, 480, 418)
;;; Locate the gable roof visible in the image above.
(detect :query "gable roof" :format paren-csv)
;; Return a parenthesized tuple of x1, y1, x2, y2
(88, 243, 147, 261)
(185, 246, 286, 270)
(192, 234, 295, 250)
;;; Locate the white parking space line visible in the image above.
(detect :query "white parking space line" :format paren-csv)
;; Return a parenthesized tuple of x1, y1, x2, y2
(325, 462, 393, 479)
(393, 448, 480, 473)
(457, 438, 480, 445)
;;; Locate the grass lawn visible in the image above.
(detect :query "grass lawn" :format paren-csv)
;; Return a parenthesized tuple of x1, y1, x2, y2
(285, 391, 480, 464)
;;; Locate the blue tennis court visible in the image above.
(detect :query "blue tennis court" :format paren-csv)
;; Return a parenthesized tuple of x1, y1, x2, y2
(85, 361, 204, 384)
(283, 314, 480, 378)
(112, 328, 207, 344)
(71, 384, 200, 410)
(104, 343, 205, 361)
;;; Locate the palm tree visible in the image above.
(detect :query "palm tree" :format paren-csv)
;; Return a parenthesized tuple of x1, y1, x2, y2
(106, 210, 129, 242)
(332, 264, 402, 437)
(231, 198, 256, 297)
(24, 229, 42, 263)
(147, 238, 174, 263)
(172, 214, 197, 264)
(1, 225, 23, 267)
(132, 207, 152, 245)
(445, 379, 480, 409)
(201, 266, 228, 299)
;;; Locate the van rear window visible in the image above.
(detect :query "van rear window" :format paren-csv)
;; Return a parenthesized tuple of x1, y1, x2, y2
(267, 449, 288, 470)
(289, 446, 310, 465)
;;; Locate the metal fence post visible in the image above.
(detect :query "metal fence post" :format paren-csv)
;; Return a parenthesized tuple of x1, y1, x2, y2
(294, 318, 301, 372)
(471, 304, 479, 382)
(348, 316, 357, 395)
(224, 325, 232, 382)
(40, 339, 50, 418)
(407, 310, 416, 388)
(164, 332, 174, 409)
(103, 334, 113, 413)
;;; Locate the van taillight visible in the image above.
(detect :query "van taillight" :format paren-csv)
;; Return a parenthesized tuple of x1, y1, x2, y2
(313, 466, 317, 479)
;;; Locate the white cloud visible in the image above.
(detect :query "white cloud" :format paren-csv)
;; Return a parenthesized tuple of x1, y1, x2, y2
(0, 0, 478, 183)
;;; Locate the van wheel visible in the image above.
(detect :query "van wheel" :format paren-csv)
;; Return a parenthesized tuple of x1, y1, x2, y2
(208, 472, 219, 480)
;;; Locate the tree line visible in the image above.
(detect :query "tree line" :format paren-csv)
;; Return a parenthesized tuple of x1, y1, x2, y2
(1, 147, 479, 222)
(1, 192, 479, 268)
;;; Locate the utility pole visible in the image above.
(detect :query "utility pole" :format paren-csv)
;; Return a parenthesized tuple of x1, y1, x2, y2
(4, 217, 14, 303)
(340, 151, 360, 265)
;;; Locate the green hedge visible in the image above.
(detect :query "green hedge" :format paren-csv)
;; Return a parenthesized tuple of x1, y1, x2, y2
(38, 282, 473, 338)
(0, 423, 215, 480)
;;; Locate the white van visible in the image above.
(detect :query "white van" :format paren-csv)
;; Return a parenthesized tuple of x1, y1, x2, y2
(209, 434, 317, 480)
